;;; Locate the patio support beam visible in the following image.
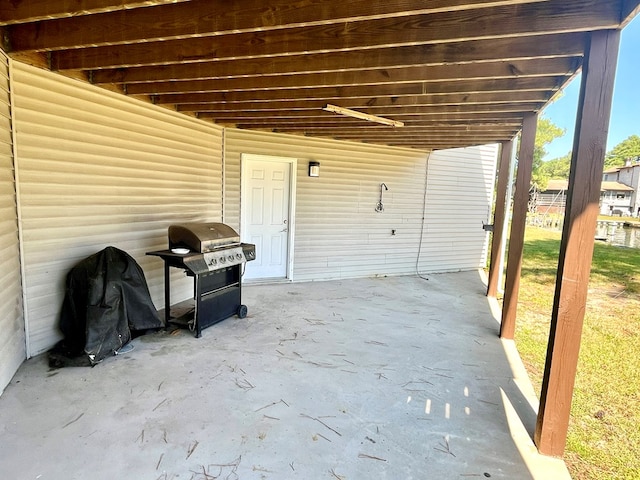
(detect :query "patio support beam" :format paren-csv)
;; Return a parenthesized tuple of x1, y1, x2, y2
(487, 139, 514, 297)
(499, 112, 537, 339)
(535, 28, 621, 457)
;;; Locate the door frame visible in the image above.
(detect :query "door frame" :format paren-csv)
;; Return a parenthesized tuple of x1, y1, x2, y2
(240, 153, 297, 281)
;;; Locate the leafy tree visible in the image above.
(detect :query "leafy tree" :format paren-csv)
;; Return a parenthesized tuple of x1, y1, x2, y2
(605, 135, 640, 168)
(530, 117, 566, 190)
(539, 152, 571, 180)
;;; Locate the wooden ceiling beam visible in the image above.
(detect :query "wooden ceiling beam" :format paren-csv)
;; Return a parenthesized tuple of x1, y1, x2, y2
(0, 1, 187, 26)
(3, 0, 558, 51)
(207, 112, 529, 126)
(3, 2, 634, 152)
(125, 57, 579, 95)
(314, 135, 517, 142)
(175, 91, 552, 114)
(263, 123, 520, 131)
(326, 136, 518, 142)
(191, 114, 527, 130)
(153, 77, 568, 105)
(272, 136, 508, 149)
(197, 103, 542, 121)
(332, 140, 509, 147)
(401, 143, 502, 149)
(47, 1, 614, 70)
(261, 118, 503, 131)
(228, 118, 524, 129)
(373, 134, 515, 140)
(291, 127, 520, 136)
(622, 1, 640, 26)
(393, 140, 509, 145)
(90, 34, 586, 85)
(278, 131, 509, 140)
(173, 92, 553, 111)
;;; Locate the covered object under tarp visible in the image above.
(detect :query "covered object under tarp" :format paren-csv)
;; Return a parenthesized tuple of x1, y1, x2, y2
(49, 246, 162, 367)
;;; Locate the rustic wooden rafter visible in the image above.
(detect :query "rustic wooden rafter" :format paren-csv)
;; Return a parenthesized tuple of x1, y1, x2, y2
(0, 0, 578, 50)
(0, 1, 188, 26)
(1, 0, 638, 151)
(152, 77, 570, 105)
(123, 58, 580, 96)
(88, 34, 587, 85)
(175, 92, 553, 114)
(39, 1, 617, 72)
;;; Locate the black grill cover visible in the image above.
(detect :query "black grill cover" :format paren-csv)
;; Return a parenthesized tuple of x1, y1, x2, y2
(49, 246, 162, 367)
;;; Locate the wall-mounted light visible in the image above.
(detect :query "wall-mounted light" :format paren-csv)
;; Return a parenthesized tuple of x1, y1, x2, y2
(309, 161, 320, 177)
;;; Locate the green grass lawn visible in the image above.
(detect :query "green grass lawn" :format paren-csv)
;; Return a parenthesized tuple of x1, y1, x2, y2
(513, 226, 640, 480)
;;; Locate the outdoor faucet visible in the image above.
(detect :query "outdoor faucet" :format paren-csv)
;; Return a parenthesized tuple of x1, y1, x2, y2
(376, 183, 388, 212)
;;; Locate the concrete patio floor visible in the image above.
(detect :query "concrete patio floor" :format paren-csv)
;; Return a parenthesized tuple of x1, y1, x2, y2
(0, 271, 571, 480)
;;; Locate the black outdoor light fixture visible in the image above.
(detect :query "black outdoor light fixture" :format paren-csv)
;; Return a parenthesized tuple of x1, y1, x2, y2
(309, 161, 320, 177)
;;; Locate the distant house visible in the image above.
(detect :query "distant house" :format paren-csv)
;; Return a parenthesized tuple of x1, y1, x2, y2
(600, 181, 635, 215)
(603, 159, 640, 216)
(534, 179, 635, 216)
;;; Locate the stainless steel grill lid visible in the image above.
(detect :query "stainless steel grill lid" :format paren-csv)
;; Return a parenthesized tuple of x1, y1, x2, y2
(169, 223, 240, 253)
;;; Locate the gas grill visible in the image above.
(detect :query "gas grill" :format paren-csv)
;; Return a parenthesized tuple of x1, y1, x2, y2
(147, 223, 256, 337)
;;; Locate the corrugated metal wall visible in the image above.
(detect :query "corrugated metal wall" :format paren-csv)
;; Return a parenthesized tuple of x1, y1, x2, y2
(224, 128, 497, 281)
(0, 53, 25, 393)
(12, 63, 224, 356)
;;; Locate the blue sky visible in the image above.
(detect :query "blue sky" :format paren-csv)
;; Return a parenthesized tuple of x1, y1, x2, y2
(541, 15, 640, 160)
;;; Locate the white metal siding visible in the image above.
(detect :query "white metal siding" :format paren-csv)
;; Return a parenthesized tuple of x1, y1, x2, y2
(224, 128, 497, 281)
(0, 53, 25, 394)
(12, 63, 223, 356)
(420, 145, 498, 272)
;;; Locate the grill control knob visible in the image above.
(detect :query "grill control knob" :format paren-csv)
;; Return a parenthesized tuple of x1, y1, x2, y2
(219, 256, 226, 264)
(228, 255, 234, 261)
(236, 253, 242, 260)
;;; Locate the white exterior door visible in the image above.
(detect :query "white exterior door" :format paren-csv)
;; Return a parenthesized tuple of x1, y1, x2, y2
(241, 155, 295, 280)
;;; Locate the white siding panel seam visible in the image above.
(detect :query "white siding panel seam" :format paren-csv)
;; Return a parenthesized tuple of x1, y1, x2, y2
(9, 58, 27, 358)
(0, 52, 26, 393)
(221, 128, 226, 224)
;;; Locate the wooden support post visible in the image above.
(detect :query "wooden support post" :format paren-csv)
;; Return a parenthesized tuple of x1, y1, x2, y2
(487, 140, 514, 297)
(535, 29, 621, 457)
(499, 114, 537, 339)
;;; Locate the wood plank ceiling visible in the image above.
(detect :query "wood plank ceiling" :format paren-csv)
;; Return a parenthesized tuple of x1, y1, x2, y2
(1, 0, 638, 151)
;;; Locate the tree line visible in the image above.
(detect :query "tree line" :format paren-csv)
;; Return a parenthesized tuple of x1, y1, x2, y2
(531, 117, 640, 190)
